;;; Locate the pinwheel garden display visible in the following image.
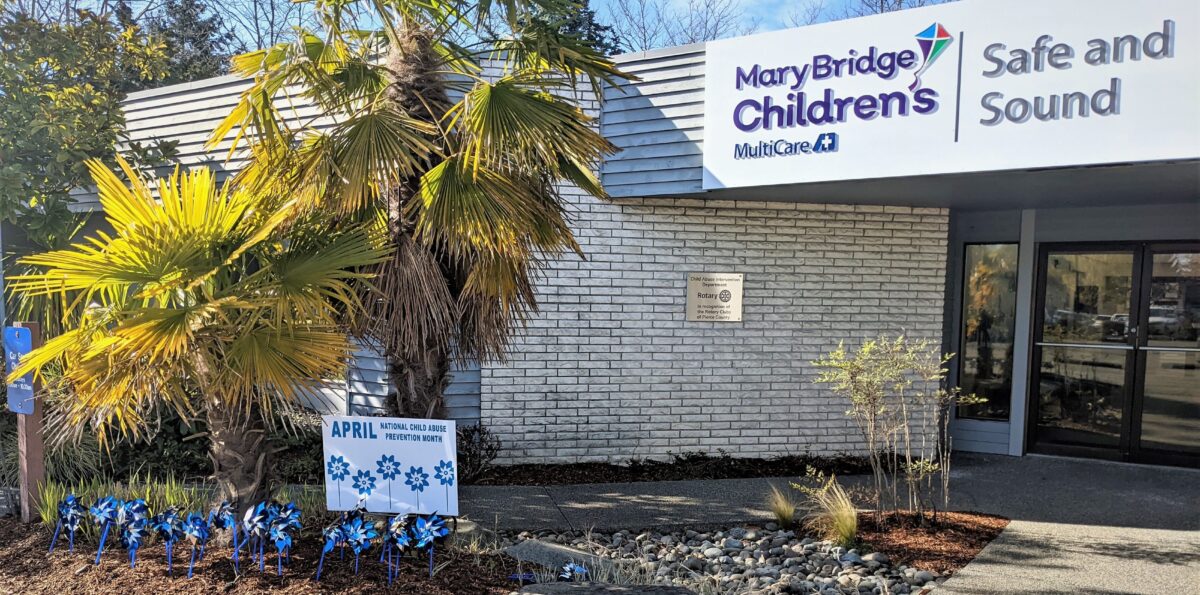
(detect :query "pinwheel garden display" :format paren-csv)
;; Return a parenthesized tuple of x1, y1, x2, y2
(49, 494, 86, 553)
(44, 492, 457, 586)
(89, 496, 120, 565)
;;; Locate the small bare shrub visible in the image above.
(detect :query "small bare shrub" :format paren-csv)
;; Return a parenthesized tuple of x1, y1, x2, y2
(457, 423, 501, 483)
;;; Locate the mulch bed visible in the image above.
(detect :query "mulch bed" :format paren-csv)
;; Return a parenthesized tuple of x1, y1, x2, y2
(0, 517, 517, 594)
(857, 511, 1009, 576)
(472, 451, 872, 485)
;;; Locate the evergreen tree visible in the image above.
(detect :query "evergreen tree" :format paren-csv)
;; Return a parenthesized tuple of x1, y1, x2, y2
(150, 0, 240, 85)
(557, 1, 623, 56)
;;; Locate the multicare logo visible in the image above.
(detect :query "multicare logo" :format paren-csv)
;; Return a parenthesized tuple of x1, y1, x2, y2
(911, 23, 954, 91)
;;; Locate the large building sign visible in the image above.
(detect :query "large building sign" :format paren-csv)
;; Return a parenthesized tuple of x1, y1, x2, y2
(702, 0, 1199, 189)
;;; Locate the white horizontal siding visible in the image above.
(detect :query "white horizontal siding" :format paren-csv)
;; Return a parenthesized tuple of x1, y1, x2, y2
(601, 44, 706, 198)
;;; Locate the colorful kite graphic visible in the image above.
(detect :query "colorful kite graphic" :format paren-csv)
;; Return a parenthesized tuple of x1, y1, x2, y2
(910, 23, 954, 91)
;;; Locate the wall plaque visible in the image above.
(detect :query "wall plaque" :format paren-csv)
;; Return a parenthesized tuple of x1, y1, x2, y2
(686, 273, 744, 322)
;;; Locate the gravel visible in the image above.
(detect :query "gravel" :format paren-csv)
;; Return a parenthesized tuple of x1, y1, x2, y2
(500, 527, 944, 594)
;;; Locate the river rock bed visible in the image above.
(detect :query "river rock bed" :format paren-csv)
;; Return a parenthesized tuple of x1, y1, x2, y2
(501, 525, 942, 594)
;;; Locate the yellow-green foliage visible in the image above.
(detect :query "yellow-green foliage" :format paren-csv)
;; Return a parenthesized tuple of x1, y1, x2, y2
(766, 483, 797, 528)
(36, 475, 212, 541)
(794, 475, 858, 547)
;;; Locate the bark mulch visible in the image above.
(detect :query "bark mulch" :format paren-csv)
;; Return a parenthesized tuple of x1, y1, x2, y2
(856, 511, 1010, 576)
(0, 517, 517, 594)
(472, 451, 872, 485)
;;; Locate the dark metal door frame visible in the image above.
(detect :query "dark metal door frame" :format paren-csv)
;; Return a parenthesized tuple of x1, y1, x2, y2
(1026, 241, 1200, 467)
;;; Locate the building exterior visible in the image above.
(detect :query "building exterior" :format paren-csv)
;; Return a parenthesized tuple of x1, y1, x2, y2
(24, 0, 1200, 467)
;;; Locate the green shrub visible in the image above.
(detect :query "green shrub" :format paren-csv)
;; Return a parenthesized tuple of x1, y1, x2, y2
(1, 412, 103, 487)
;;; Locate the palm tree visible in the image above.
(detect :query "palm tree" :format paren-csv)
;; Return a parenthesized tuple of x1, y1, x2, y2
(6, 158, 386, 506)
(210, 0, 629, 417)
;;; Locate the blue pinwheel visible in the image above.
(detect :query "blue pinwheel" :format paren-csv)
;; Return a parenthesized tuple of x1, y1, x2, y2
(411, 513, 450, 577)
(49, 494, 87, 553)
(153, 508, 185, 576)
(561, 562, 589, 581)
(120, 517, 151, 569)
(381, 514, 412, 585)
(405, 466, 430, 509)
(352, 469, 376, 497)
(316, 522, 345, 581)
(268, 502, 301, 575)
(434, 459, 456, 512)
(376, 454, 401, 505)
(206, 501, 237, 567)
(341, 517, 377, 575)
(241, 501, 273, 572)
(327, 455, 351, 507)
(89, 496, 120, 565)
(183, 513, 209, 579)
(269, 523, 292, 576)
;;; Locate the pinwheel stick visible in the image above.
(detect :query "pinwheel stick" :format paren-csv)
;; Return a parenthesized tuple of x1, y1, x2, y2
(188, 545, 197, 579)
(94, 521, 111, 565)
(166, 541, 174, 576)
(428, 545, 435, 578)
(69, 530, 75, 553)
(316, 550, 327, 581)
(354, 552, 360, 575)
(49, 520, 62, 553)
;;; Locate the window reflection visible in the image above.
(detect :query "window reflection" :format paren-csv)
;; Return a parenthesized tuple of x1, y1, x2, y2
(1042, 252, 1133, 344)
(958, 244, 1018, 420)
(1146, 252, 1200, 348)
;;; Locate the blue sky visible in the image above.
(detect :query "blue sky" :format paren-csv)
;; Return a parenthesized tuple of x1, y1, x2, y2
(592, 0, 866, 37)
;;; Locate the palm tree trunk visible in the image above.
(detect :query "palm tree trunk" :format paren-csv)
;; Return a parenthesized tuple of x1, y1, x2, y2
(377, 23, 456, 420)
(206, 402, 270, 508)
(389, 347, 451, 418)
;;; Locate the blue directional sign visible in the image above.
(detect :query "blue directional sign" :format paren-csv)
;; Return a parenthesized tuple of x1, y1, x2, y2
(4, 327, 35, 415)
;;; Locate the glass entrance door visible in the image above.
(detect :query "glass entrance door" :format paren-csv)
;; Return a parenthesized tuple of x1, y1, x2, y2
(1030, 243, 1200, 466)
(1133, 246, 1200, 464)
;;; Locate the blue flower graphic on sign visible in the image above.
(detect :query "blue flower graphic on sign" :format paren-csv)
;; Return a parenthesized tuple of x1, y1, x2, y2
(327, 456, 350, 481)
(405, 466, 429, 492)
(376, 455, 401, 480)
(377, 454, 402, 506)
(352, 469, 376, 496)
(434, 459, 455, 512)
(434, 460, 455, 487)
(405, 466, 429, 510)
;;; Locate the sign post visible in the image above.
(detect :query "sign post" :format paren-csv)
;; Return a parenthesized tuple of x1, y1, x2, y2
(5, 322, 45, 523)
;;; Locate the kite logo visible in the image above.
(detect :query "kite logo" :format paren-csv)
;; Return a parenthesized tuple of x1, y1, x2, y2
(910, 23, 954, 91)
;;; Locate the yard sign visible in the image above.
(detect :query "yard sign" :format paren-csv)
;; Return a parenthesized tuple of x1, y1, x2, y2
(4, 327, 35, 415)
(321, 415, 458, 516)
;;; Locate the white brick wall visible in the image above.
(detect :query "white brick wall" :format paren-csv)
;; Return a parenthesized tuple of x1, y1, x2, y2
(480, 193, 949, 464)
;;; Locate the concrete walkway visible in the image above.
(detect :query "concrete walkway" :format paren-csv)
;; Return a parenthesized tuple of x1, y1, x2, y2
(460, 454, 1200, 594)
